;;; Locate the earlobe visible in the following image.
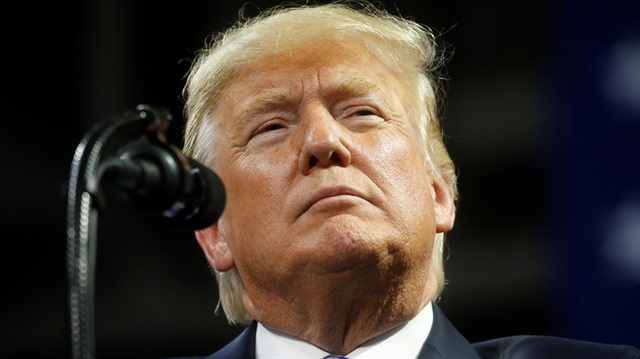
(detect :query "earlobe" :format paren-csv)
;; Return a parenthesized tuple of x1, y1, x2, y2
(432, 178, 456, 233)
(195, 224, 235, 272)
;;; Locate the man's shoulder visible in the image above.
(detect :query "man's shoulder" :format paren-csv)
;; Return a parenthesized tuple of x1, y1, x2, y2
(163, 322, 257, 359)
(472, 335, 640, 359)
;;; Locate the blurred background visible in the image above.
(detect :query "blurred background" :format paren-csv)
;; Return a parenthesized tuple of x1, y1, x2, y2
(1, 0, 638, 358)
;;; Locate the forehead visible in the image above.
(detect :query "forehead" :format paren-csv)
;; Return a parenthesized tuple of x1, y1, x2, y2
(217, 40, 406, 108)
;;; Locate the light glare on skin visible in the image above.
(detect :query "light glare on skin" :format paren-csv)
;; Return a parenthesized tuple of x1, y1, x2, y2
(195, 40, 455, 353)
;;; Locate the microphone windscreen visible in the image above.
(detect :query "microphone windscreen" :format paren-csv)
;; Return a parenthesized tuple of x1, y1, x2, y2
(184, 158, 226, 230)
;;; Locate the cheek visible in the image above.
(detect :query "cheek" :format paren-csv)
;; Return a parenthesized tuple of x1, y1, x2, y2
(366, 132, 436, 225)
(219, 151, 296, 230)
(370, 132, 430, 193)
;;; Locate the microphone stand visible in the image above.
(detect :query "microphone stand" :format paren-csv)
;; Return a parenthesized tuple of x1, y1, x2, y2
(65, 104, 174, 359)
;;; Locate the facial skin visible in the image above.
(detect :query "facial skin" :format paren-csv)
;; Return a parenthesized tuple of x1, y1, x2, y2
(195, 40, 455, 354)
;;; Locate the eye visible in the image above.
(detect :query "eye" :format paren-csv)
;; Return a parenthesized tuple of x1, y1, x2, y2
(344, 106, 384, 122)
(354, 109, 377, 116)
(345, 105, 381, 119)
(260, 123, 284, 133)
(250, 121, 287, 140)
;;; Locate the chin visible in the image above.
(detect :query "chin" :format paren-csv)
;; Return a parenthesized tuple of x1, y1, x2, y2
(301, 215, 400, 273)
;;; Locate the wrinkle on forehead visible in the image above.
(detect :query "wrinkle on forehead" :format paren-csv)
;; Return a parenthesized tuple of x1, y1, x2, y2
(232, 62, 397, 115)
(214, 39, 412, 139)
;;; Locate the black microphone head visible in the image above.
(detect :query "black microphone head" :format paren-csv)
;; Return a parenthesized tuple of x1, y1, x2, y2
(96, 145, 226, 230)
(183, 158, 226, 230)
(88, 104, 226, 230)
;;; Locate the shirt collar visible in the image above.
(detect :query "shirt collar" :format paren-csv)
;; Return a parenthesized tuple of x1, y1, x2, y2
(256, 301, 434, 359)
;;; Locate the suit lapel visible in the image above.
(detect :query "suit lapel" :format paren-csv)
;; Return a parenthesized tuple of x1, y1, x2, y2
(418, 304, 482, 359)
(209, 304, 481, 359)
(208, 321, 257, 359)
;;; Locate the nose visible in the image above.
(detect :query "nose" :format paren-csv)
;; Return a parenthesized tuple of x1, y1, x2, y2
(297, 106, 351, 174)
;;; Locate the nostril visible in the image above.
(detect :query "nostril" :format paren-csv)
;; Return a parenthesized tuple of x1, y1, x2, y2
(308, 156, 318, 169)
(330, 152, 342, 164)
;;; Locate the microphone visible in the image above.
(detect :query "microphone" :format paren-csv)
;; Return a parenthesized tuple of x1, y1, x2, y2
(96, 141, 225, 230)
(65, 104, 225, 359)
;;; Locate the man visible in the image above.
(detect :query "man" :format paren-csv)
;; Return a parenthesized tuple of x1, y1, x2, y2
(177, 2, 640, 358)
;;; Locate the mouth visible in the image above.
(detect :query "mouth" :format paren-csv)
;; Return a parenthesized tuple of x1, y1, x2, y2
(301, 186, 368, 215)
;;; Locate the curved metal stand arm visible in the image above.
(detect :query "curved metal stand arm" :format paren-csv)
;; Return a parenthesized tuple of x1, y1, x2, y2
(65, 105, 170, 359)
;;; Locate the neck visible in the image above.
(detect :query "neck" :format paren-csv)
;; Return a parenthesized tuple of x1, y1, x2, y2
(244, 269, 437, 355)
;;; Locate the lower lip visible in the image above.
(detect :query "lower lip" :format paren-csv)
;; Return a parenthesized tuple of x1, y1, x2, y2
(307, 195, 363, 212)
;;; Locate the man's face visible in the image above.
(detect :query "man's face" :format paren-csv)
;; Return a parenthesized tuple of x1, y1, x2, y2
(198, 41, 452, 311)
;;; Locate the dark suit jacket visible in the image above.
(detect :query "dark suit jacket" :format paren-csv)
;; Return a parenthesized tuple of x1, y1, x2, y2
(171, 304, 640, 359)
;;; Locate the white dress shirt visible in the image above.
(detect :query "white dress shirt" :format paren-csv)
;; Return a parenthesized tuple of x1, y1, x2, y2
(256, 301, 434, 359)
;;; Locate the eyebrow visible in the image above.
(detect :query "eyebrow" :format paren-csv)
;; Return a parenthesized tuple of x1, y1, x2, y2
(327, 76, 398, 115)
(327, 76, 379, 99)
(237, 87, 295, 121)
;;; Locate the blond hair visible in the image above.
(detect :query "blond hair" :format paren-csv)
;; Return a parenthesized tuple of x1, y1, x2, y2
(182, 1, 457, 325)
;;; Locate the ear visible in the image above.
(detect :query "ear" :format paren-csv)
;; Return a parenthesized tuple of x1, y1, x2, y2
(195, 223, 235, 272)
(431, 177, 456, 233)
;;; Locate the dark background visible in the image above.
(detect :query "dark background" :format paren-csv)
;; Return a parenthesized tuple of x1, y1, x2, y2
(2, 0, 638, 358)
